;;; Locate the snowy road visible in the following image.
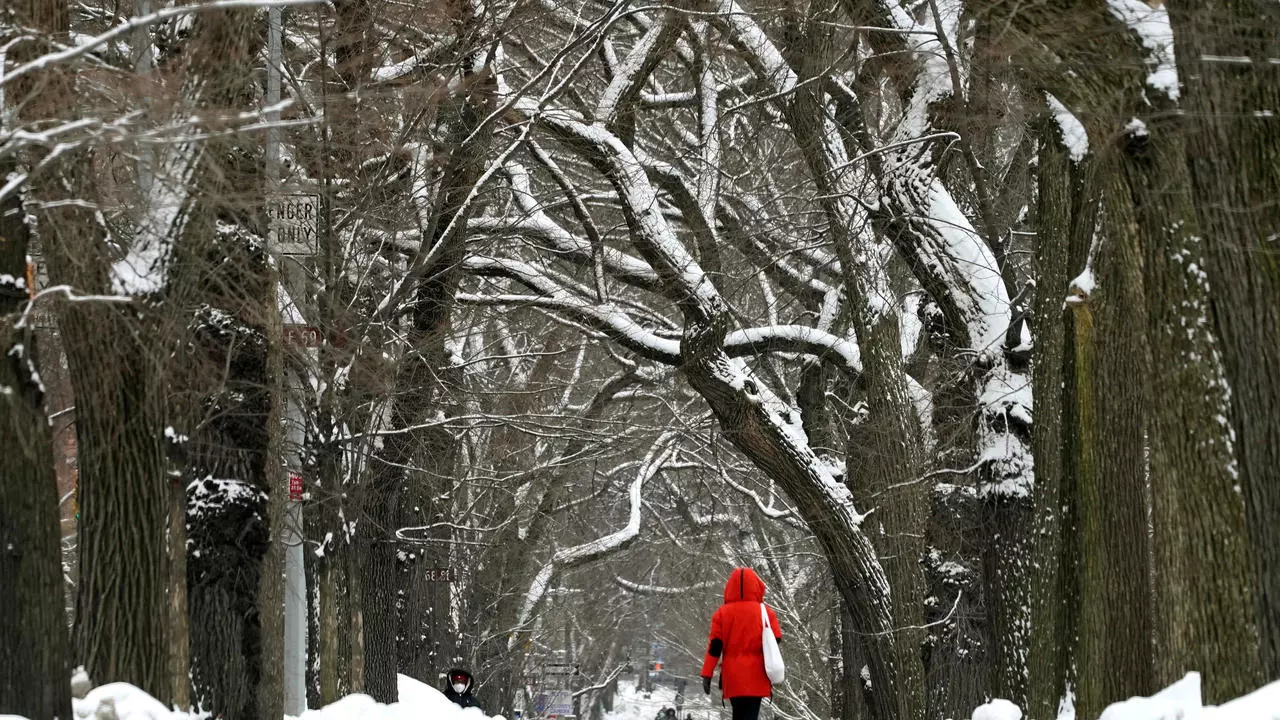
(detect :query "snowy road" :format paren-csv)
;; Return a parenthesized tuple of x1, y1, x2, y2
(604, 680, 724, 720)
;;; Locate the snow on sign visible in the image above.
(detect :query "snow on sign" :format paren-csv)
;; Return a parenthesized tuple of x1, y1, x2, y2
(268, 193, 320, 256)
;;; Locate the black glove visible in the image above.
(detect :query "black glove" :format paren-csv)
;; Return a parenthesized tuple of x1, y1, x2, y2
(702, 677, 712, 695)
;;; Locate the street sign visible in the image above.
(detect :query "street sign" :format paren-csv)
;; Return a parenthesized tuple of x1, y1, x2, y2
(268, 193, 320, 256)
(288, 473, 304, 502)
(534, 690, 573, 717)
(424, 567, 459, 582)
(547, 690, 574, 716)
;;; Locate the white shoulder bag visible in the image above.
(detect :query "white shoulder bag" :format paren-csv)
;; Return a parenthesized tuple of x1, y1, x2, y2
(760, 603, 785, 684)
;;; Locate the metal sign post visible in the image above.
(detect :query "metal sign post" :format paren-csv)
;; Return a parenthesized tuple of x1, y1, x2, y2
(265, 7, 308, 714)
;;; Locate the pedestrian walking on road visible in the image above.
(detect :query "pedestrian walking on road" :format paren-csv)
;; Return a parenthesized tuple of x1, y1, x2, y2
(699, 568, 782, 720)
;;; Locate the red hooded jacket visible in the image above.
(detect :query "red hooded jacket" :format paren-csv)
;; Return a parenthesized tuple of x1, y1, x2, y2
(700, 568, 782, 699)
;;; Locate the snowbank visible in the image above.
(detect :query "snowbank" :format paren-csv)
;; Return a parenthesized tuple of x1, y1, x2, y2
(49, 673, 501, 720)
(974, 673, 1280, 720)
(290, 674, 503, 720)
(72, 682, 208, 720)
(972, 698, 1021, 720)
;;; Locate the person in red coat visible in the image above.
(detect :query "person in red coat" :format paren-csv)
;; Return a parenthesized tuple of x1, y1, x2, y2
(699, 567, 782, 720)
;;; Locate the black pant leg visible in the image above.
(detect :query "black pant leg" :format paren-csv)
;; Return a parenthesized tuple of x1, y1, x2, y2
(729, 697, 762, 720)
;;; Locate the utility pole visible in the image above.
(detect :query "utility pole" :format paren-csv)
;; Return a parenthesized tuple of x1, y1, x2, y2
(266, 8, 308, 715)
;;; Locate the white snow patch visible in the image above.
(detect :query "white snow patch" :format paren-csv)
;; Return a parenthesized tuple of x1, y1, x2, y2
(289, 673, 504, 720)
(900, 293, 923, 358)
(1099, 672, 1202, 720)
(1068, 268, 1096, 299)
(71, 681, 208, 719)
(23, 673, 506, 720)
(1058, 685, 1076, 720)
(972, 698, 1022, 720)
(1046, 94, 1089, 162)
(967, 673, 1280, 720)
(924, 181, 1011, 352)
(603, 680, 684, 720)
(1106, 0, 1180, 100)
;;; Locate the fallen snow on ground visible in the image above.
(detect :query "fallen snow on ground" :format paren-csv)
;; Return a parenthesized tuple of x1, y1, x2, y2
(605, 679, 714, 720)
(289, 674, 502, 720)
(972, 698, 1021, 720)
(73, 681, 208, 720)
(976, 672, 1280, 720)
(53, 673, 500, 720)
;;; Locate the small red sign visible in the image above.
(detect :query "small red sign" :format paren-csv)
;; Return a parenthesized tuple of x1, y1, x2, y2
(288, 473, 304, 502)
(283, 325, 323, 348)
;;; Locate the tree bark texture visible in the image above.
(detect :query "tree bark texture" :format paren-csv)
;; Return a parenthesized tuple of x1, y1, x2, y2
(783, 14, 927, 716)
(1026, 122, 1084, 720)
(1166, 0, 1280, 678)
(1120, 110, 1264, 701)
(0, 170, 72, 720)
(1070, 153, 1155, 719)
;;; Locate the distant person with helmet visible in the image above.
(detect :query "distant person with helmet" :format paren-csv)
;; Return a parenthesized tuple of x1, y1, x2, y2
(699, 568, 782, 720)
(444, 668, 482, 710)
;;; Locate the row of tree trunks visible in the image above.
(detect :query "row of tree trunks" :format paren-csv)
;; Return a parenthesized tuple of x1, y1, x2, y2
(1011, 2, 1273, 712)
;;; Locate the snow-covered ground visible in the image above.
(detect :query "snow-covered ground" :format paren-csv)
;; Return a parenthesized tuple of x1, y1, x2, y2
(11, 669, 1279, 720)
(972, 671, 1280, 720)
(603, 680, 721, 720)
(12, 674, 501, 720)
(288, 674, 502, 720)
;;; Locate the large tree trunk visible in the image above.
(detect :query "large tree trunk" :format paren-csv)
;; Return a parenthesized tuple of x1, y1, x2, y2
(1026, 120, 1084, 720)
(11, 0, 171, 700)
(1122, 105, 1264, 700)
(1070, 153, 1155, 719)
(1166, 0, 1280, 679)
(0, 166, 71, 720)
(782, 11, 927, 716)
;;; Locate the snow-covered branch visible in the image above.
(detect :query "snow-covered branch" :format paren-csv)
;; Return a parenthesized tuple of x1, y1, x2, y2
(611, 576, 720, 595)
(512, 437, 677, 638)
(1, 0, 325, 90)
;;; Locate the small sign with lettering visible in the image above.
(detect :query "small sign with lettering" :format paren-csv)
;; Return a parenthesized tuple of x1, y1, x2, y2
(268, 193, 320, 256)
(424, 567, 459, 582)
(283, 325, 323, 347)
(288, 473, 304, 502)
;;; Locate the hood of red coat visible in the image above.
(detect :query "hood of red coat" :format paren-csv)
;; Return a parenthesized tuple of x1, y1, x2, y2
(723, 567, 766, 603)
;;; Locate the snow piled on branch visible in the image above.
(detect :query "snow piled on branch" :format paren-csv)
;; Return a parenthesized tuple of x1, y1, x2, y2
(1106, 0, 1179, 100)
(973, 672, 1280, 720)
(1046, 94, 1089, 162)
(26, 673, 503, 720)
